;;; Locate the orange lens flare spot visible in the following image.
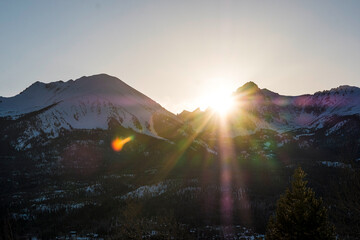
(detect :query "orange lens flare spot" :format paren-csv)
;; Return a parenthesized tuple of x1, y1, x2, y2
(111, 136, 132, 152)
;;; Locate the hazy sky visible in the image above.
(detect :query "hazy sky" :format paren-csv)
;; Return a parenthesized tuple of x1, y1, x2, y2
(0, 0, 359, 113)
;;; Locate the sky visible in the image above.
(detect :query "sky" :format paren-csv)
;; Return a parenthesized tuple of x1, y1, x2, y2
(0, 0, 359, 113)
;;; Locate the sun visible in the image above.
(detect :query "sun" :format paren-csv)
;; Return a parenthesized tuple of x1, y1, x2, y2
(209, 92, 235, 115)
(198, 85, 236, 116)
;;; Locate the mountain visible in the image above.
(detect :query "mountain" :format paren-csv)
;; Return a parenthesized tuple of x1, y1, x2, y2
(1, 75, 360, 239)
(2, 76, 359, 151)
(0, 74, 186, 150)
(180, 81, 360, 140)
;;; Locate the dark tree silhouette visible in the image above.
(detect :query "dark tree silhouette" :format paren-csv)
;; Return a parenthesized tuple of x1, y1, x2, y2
(266, 167, 336, 240)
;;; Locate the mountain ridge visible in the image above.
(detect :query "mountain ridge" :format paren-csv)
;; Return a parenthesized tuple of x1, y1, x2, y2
(1, 75, 360, 150)
(180, 81, 360, 137)
(0, 74, 186, 150)
(1, 75, 360, 239)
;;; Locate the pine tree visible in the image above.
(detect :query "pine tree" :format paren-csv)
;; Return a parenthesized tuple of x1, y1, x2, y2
(266, 167, 336, 240)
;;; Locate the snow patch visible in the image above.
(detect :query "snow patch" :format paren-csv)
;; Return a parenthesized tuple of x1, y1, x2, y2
(123, 182, 167, 199)
(320, 161, 351, 168)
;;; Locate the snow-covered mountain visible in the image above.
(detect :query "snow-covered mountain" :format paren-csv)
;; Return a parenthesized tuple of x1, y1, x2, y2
(180, 81, 360, 137)
(1, 75, 360, 239)
(1, 75, 359, 150)
(0, 74, 182, 149)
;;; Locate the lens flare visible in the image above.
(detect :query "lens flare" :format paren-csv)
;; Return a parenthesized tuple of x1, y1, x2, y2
(111, 136, 133, 151)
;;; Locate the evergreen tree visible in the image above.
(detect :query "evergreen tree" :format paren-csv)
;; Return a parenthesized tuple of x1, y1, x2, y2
(266, 167, 335, 240)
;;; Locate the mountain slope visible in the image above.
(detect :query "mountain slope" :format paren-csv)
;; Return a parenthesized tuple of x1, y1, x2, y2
(1, 76, 360, 239)
(0, 74, 183, 149)
(180, 82, 360, 138)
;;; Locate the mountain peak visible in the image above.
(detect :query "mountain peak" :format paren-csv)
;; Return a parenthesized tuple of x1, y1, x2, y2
(77, 73, 117, 81)
(313, 85, 360, 97)
(0, 74, 164, 119)
(235, 81, 260, 95)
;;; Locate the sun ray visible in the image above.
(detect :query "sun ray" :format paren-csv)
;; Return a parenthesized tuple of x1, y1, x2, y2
(216, 97, 252, 231)
(157, 110, 216, 180)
